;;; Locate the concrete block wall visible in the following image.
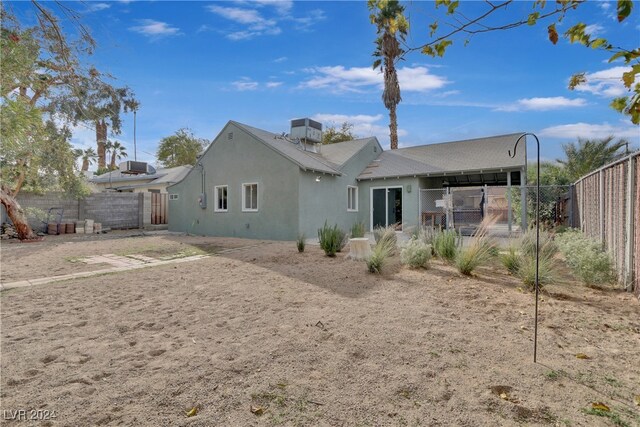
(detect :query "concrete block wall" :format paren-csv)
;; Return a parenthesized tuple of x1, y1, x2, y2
(82, 193, 141, 229)
(15, 193, 80, 230)
(9, 192, 147, 230)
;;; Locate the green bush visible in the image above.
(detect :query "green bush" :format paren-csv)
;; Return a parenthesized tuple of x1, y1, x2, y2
(317, 221, 344, 257)
(366, 236, 396, 274)
(501, 245, 522, 275)
(520, 229, 558, 259)
(296, 234, 305, 253)
(517, 253, 558, 291)
(432, 229, 461, 262)
(350, 222, 365, 238)
(400, 238, 432, 268)
(555, 229, 616, 286)
(373, 225, 397, 254)
(454, 222, 494, 275)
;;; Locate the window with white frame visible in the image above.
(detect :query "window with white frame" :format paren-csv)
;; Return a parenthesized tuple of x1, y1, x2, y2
(214, 185, 228, 212)
(242, 183, 258, 211)
(347, 186, 358, 211)
(169, 194, 179, 200)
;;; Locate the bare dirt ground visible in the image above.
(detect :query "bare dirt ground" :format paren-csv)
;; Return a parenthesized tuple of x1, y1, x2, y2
(1, 232, 639, 426)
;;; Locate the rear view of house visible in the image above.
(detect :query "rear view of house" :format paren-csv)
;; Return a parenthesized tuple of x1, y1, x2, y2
(168, 119, 527, 240)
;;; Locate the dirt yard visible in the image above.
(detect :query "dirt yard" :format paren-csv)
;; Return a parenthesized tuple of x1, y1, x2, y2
(1, 232, 639, 426)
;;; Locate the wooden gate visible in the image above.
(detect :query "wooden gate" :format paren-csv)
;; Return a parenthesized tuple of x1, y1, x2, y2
(151, 193, 168, 225)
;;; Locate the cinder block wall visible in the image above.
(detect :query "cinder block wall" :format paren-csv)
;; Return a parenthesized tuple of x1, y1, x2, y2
(11, 192, 146, 230)
(82, 193, 141, 229)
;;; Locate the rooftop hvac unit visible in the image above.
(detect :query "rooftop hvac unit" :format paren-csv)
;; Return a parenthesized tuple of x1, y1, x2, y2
(119, 161, 154, 175)
(290, 118, 322, 144)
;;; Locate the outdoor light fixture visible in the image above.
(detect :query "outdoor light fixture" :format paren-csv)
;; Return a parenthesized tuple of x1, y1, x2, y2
(315, 176, 321, 182)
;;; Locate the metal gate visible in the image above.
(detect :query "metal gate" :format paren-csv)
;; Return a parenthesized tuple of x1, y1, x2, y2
(151, 193, 168, 225)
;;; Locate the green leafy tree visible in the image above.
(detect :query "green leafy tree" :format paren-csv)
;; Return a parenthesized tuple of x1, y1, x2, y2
(322, 121, 357, 144)
(0, 3, 128, 239)
(156, 128, 210, 168)
(411, 0, 639, 124)
(558, 136, 628, 181)
(527, 162, 572, 186)
(368, 0, 409, 150)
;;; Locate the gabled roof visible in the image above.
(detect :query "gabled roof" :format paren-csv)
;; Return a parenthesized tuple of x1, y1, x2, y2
(358, 133, 527, 180)
(90, 165, 192, 186)
(232, 121, 380, 175)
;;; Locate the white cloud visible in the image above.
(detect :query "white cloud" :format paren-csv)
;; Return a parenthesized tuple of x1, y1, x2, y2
(584, 24, 605, 37)
(497, 96, 588, 112)
(207, 2, 323, 40)
(274, 56, 288, 63)
(129, 19, 180, 38)
(599, 2, 611, 10)
(573, 66, 632, 97)
(266, 81, 283, 88)
(311, 113, 407, 147)
(301, 65, 448, 93)
(538, 122, 640, 140)
(232, 77, 259, 91)
(86, 3, 110, 12)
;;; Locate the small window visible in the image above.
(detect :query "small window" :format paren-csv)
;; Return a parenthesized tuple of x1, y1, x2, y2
(228, 132, 233, 140)
(214, 185, 228, 212)
(347, 186, 358, 212)
(169, 194, 179, 200)
(242, 183, 258, 212)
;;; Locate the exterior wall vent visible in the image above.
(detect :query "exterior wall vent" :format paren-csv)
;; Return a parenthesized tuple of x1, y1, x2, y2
(228, 132, 233, 140)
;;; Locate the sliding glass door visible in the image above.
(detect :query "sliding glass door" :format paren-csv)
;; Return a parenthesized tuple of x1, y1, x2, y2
(371, 187, 402, 230)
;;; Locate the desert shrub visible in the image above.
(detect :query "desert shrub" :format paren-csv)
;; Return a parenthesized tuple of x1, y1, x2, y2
(520, 229, 558, 259)
(366, 236, 396, 274)
(400, 238, 432, 268)
(412, 226, 438, 249)
(455, 220, 495, 275)
(318, 221, 343, 257)
(501, 245, 522, 275)
(556, 229, 616, 286)
(517, 253, 558, 291)
(336, 228, 348, 253)
(432, 229, 461, 262)
(373, 225, 397, 254)
(350, 221, 365, 238)
(296, 234, 305, 253)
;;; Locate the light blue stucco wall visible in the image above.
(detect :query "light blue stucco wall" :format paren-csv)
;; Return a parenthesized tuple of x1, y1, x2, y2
(168, 122, 300, 240)
(297, 139, 381, 238)
(357, 177, 421, 232)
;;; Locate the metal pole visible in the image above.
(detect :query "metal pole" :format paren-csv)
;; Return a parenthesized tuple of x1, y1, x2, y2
(509, 133, 541, 363)
(133, 110, 137, 161)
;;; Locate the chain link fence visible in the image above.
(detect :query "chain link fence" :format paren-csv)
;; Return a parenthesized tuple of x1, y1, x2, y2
(419, 185, 572, 237)
(575, 153, 638, 294)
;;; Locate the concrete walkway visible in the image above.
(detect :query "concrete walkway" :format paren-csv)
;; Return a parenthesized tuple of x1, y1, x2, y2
(0, 254, 209, 291)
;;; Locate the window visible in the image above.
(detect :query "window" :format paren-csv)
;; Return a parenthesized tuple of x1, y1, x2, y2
(347, 186, 358, 212)
(169, 194, 179, 200)
(214, 185, 228, 212)
(242, 183, 258, 211)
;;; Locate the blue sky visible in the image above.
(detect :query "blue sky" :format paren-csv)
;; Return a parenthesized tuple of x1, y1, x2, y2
(10, 0, 640, 167)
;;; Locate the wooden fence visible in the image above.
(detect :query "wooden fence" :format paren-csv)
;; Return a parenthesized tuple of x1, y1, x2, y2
(574, 153, 639, 296)
(151, 193, 168, 225)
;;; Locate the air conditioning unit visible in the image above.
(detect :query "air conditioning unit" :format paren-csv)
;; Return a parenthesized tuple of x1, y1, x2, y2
(290, 118, 322, 144)
(119, 161, 152, 175)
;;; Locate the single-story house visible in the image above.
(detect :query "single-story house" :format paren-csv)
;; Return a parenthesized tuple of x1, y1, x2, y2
(168, 119, 526, 240)
(90, 165, 191, 193)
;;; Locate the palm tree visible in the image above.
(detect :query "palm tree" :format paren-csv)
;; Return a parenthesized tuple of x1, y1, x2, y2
(368, 0, 408, 150)
(103, 140, 127, 170)
(80, 147, 97, 172)
(557, 136, 628, 181)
